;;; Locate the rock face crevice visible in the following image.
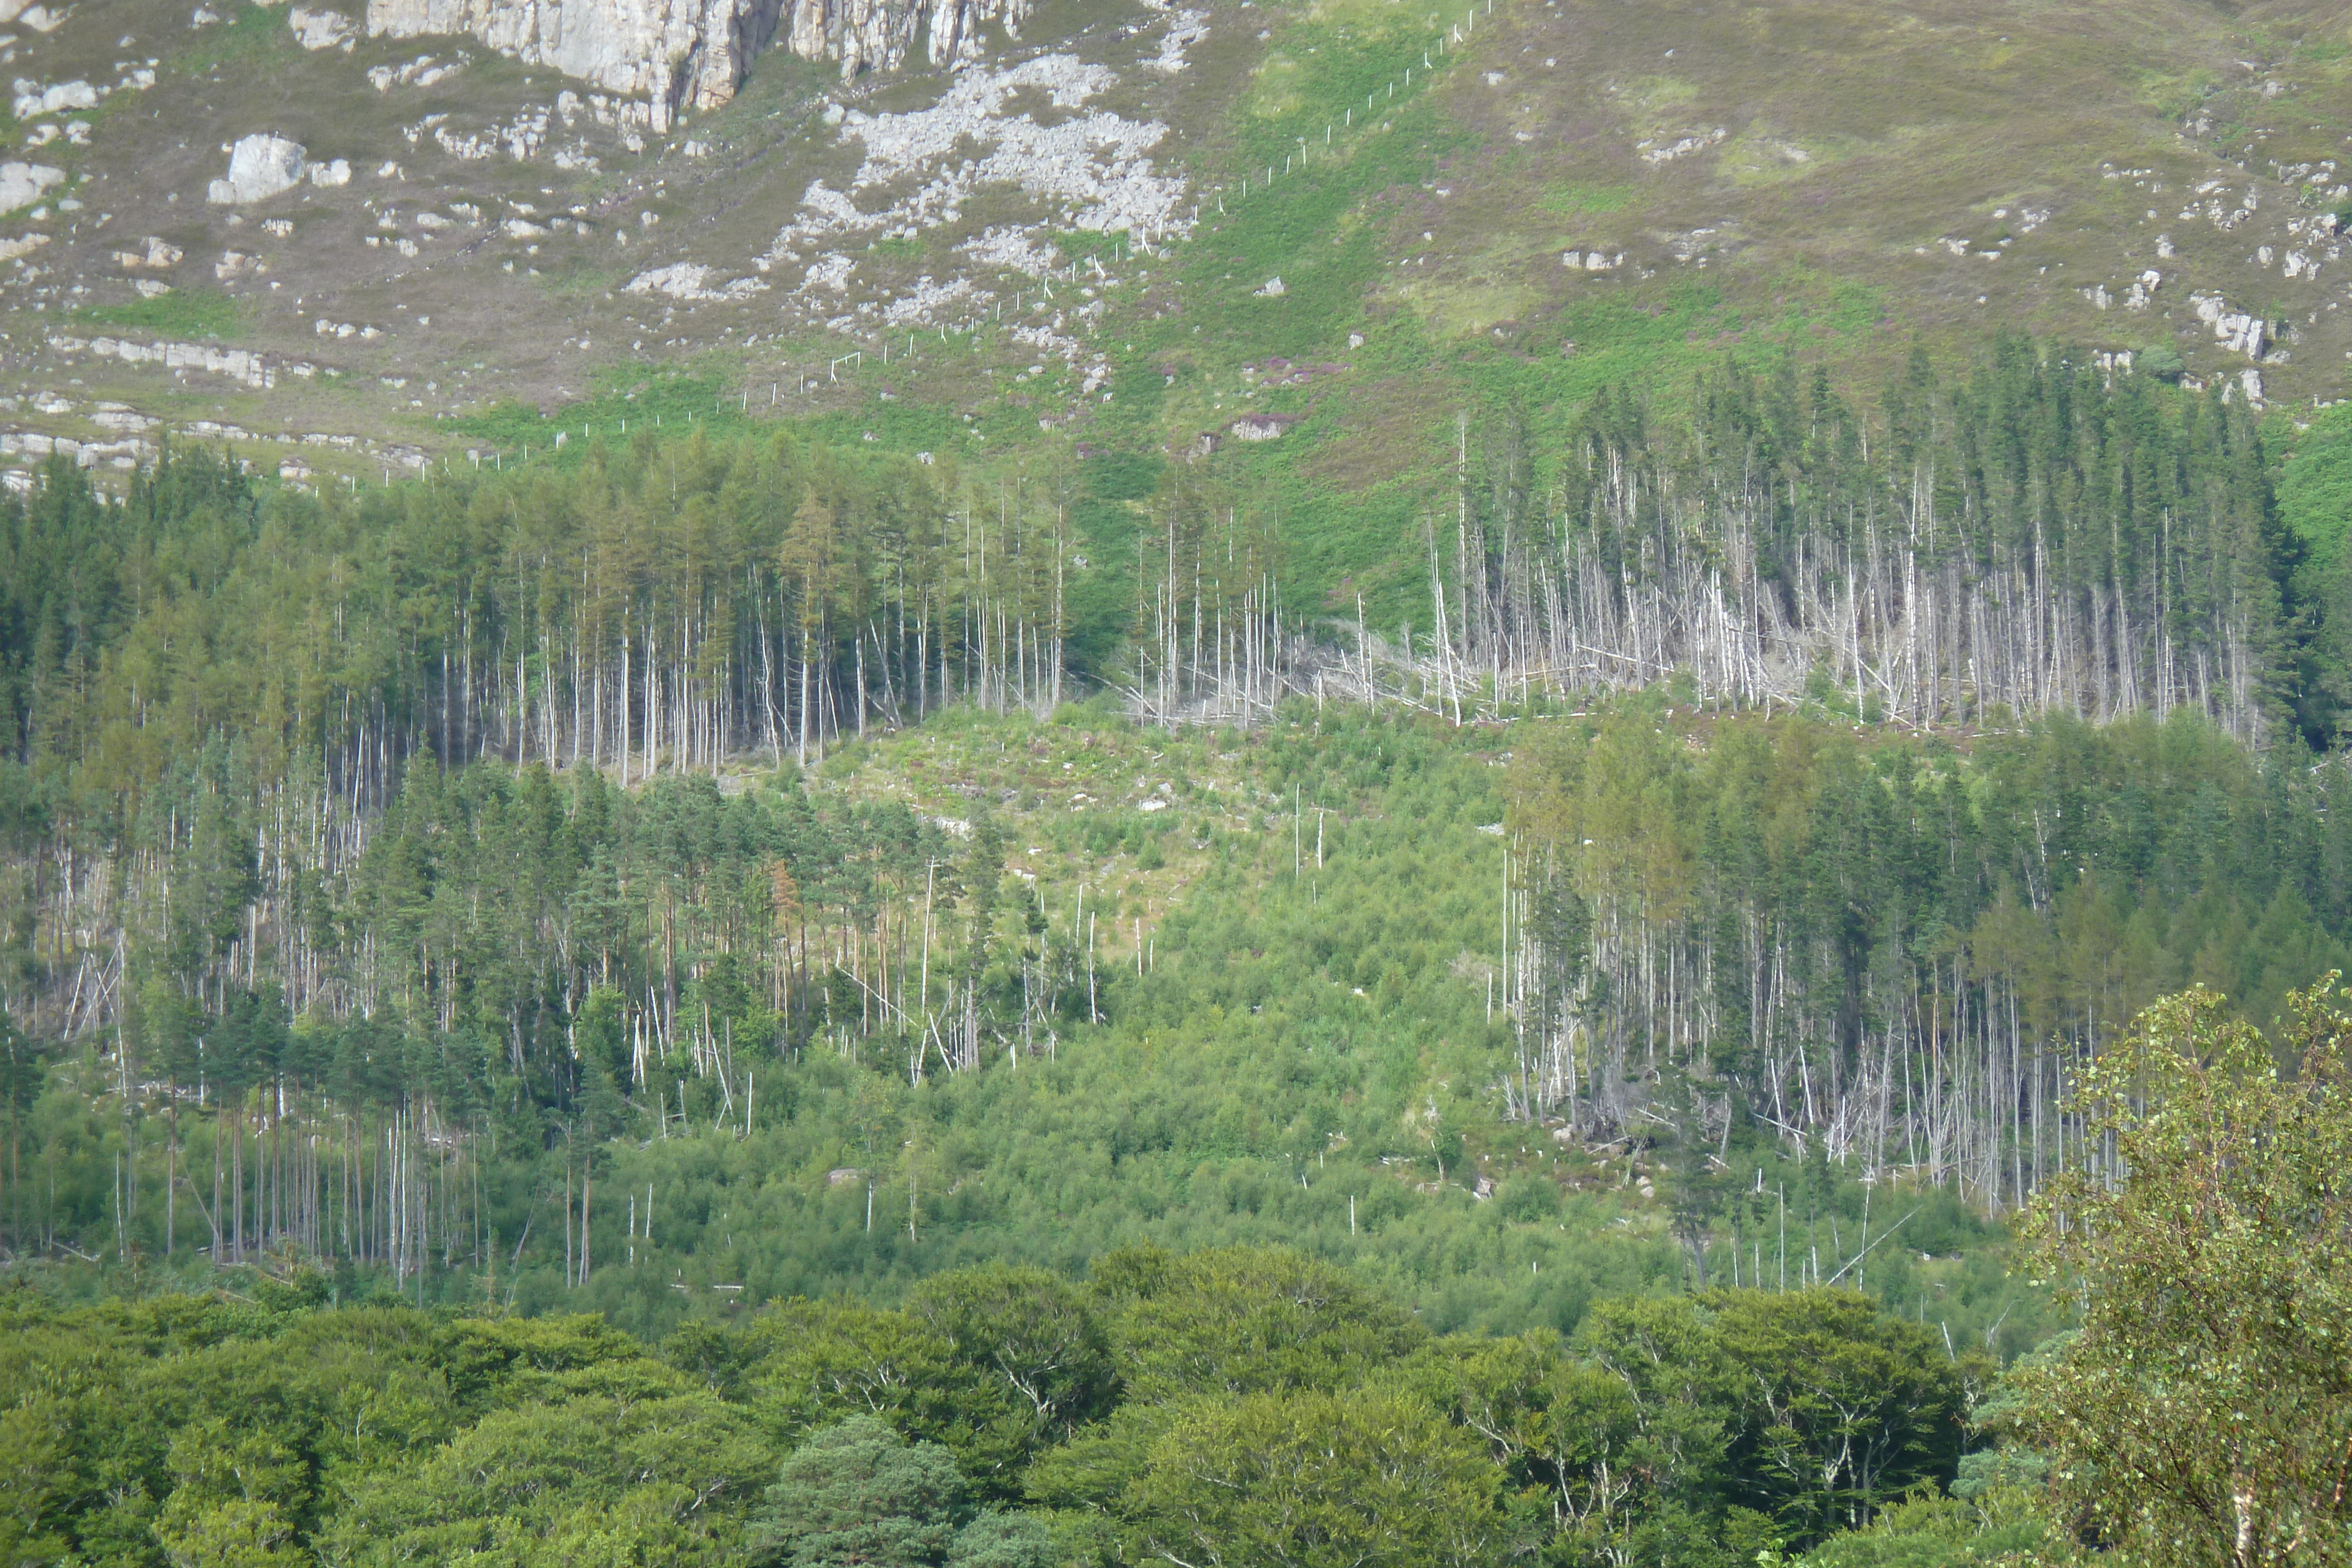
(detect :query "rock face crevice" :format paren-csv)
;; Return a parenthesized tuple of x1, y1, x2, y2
(363, 0, 1043, 128)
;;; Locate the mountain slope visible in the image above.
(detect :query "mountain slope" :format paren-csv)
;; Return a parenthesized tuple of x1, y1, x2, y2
(0, 0, 2341, 544)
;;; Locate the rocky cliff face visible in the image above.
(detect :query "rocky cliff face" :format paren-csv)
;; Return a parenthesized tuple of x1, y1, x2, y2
(364, 0, 1040, 128)
(783, 0, 1037, 79)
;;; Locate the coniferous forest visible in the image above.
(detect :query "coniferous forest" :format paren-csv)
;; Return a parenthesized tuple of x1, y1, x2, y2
(4, 340, 2350, 1567)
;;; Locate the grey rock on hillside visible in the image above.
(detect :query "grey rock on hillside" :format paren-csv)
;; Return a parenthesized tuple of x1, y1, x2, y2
(365, 0, 1042, 126)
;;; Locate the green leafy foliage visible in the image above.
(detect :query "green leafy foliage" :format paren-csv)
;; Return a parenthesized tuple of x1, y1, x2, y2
(1117, 1388, 1505, 1568)
(2012, 982, 2352, 1566)
(1096, 1243, 1425, 1400)
(0, 979, 2334, 1568)
(0, 1258, 1983, 1568)
(323, 1386, 766, 1566)
(752, 1416, 966, 1568)
(1798, 1491, 2051, 1568)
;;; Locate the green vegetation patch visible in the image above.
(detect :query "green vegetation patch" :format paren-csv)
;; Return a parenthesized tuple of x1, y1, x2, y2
(74, 290, 242, 340)
(173, 0, 297, 73)
(2277, 401, 2352, 568)
(1538, 182, 1635, 218)
(447, 369, 750, 457)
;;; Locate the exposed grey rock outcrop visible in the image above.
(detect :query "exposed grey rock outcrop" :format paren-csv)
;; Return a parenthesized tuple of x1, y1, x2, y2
(761, 51, 1191, 294)
(2191, 290, 2266, 359)
(11, 80, 102, 119)
(289, 6, 357, 48)
(1230, 412, 1297, 442)
(363, 0, 1045, 129)
(0, 161, 64, 213)
(208, 135, 309, 204)
(0, 0, 65, 33)
(46, 334, 317, 391)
